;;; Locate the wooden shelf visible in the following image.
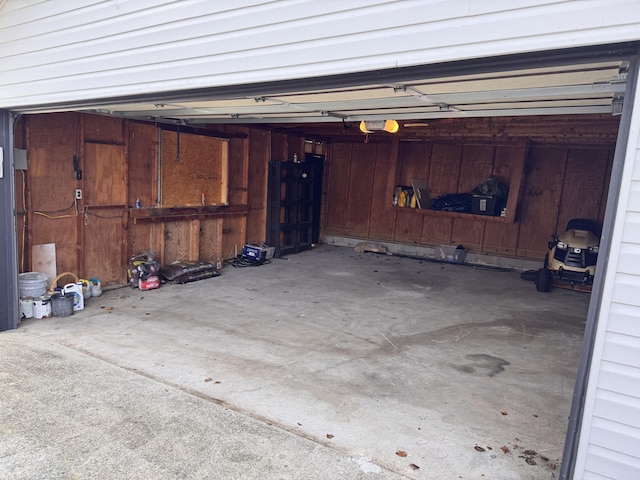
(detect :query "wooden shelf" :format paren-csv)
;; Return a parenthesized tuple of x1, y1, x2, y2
(129, 204, 249, 223)
(84, 204, 127, 209)
(392, 206, 511, 223)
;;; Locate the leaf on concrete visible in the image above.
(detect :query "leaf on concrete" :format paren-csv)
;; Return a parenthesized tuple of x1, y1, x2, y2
(396, 450, 407, 457)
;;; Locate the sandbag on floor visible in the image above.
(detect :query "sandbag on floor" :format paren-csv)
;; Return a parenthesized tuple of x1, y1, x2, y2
(161, 261, 221, 284)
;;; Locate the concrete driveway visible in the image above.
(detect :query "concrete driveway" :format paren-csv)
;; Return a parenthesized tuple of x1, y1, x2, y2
(1, 245, 588, 479)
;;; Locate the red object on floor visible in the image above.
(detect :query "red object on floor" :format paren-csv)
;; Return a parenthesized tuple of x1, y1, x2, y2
(138, 276, 160, 291)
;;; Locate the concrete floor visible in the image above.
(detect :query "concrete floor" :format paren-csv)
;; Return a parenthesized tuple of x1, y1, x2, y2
(1, 245, 589, 479)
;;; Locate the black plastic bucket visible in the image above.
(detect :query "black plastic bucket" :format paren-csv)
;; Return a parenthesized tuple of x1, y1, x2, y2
(51, 292, 74, 317)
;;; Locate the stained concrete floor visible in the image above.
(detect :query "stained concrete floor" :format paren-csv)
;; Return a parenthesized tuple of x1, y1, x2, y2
(1, 245, 589, 479)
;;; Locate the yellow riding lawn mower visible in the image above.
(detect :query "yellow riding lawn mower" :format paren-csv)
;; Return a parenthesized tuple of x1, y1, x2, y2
(535, 218, 600, 292)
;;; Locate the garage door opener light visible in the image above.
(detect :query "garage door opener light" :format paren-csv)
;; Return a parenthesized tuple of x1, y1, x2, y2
(359, 120, 399, 134)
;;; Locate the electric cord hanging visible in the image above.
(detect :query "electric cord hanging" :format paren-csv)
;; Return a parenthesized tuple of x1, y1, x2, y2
(33, 198, 79, 219)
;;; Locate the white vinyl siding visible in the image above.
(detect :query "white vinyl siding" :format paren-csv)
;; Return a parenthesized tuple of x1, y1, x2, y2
(2, 0, 640, 109)
(572, 84, 640, 478)
(3, 1, 640, 477)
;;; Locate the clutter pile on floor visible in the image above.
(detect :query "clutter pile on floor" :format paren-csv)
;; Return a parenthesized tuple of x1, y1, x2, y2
(128, 251, 220, 290)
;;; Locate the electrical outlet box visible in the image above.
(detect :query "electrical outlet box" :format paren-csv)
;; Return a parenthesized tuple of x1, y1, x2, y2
(75, 189, 82, 200)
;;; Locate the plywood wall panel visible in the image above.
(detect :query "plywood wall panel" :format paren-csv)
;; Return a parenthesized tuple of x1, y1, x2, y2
(83, 207, 126, 285)
(27, 113, 81, 275)
(128, 223, 156, 257)
(451, 217, 485, 250)
(163, 221, 191, 265)
(345, 143, 375, 236)
(84, 143, 126, 205)
(491, 144, 522, 185)
(20, 112, 618, 278)
(27, 112, 79, 149)
(21, 114, 258, 281)
(482, 222, 520, 256)
(227, 136, 248, 205)
(481, 143, 528, 254)
(222, 216, 247, 259)
(428, 143, 463, 198)
(161, 130, 227, 206)
(324, 143, 351, 234)
(394, 209, 422, 244)
(289, 134, 305, 163)
(84, 115, 124, 144)
(458, 145, 495, 193)
(127, 122, 162, 261)
(368, 142, 396, 241)
(516, 146, 567, 257)
(247, 129, 269, 243)
(556, 147, 611, 233)
(421, 216, 454, 246)
(398, 141, 431, 185)
(199, 218, 223, 264)
(32, 218, 77, 275)
(28, 142, 77, 209)
(127, 122, 158, 208)
(270, 131, 289, 161)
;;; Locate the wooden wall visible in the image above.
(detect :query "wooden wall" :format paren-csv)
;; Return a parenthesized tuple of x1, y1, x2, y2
(26, 113, 82, 278)
(16, 114, 295, 287)
(322, 115, 618, 260)
(17, 112, 618, 287)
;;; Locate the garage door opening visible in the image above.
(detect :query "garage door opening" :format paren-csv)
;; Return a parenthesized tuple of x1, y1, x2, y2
(4, 44, 634, 479)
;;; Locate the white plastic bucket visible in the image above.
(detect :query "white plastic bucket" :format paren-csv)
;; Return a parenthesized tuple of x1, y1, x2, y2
(33, 296, 52, 319)
(20, 297, 34, 319)
(63, 283, 84, 311)
(18, 272, 49, 297)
